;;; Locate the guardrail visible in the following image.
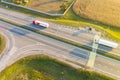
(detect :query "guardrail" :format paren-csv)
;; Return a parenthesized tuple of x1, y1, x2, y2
(1, 0, 76, 17)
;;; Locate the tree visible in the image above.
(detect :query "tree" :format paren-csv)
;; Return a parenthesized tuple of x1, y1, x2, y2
(60, 3, 67, 11)
(12, 0, 29, 5)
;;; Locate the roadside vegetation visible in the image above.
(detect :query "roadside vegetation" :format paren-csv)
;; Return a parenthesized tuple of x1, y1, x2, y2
(49, 8, 120, 42)
(0, 34, 6, 54)
(0, 55, 115, 80)
(3, 0, 30, 5)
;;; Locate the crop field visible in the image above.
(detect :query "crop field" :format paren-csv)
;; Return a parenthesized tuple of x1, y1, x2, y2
(3, 0, 73, 14)
(73, 0, 120, 28)
(27, 0, 73, 14)
(0, 55, 114, 80)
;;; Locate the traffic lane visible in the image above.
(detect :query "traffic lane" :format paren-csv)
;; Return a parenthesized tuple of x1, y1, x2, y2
(0, 8, 95, 45)
(9, 44, 88, 65)
(27, 23, 94, 45)
(0, 34, 88, 72)
(95, 55, 120, 70)
(0, 26, 15, 55)
(24, 33, 90, 61)
(0, 22, 36, 50)
(1, 12, 120, 57)
(4, 49, 85, 73)
(0, 8, 119, 55)
(0, 8, 36, 21)
(95, 55, 120, 78)
(98, 44, 120, 56)
(12, 33, 37, 49)
(0, 15, 120, 79)
(0, 11, 94, 47)
(0, 20, 90, 55)
(1, 7, 120, 55)
(0, 12, 120, 65)
(0, 7, 94, 38)
(0, 20, 90, 62)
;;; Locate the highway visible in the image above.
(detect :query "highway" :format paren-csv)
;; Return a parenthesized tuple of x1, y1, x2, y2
(1, 8, 120, 56)
(0, 21, 120, 79)
(0, 26, 15, 57)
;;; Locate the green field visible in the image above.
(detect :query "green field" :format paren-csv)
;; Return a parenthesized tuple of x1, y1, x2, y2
(0, 34, 6, 54)
(0, 55, 115, 80)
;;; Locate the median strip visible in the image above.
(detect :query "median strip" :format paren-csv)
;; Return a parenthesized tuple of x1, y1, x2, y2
(0, 18, 120, 61)
(0, 34, 6, 54)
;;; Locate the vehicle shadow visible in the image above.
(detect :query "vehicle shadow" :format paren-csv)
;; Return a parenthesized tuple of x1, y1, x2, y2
(88, 41, 113, 54)
(69, 41, 113, 61)
(27, 23, 46, 30)
(9, 27, 30, 36)
(72, 30, 88, 36)
(72, 30, 113, 53)
(69, 48, 89, 60)
(97, 44, 113, 53)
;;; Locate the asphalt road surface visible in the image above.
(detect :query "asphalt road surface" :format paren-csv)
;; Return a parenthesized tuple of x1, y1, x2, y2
(0, 8, 119, 56)
(0, 27, 14, 57)
(0, 21, 120, 79)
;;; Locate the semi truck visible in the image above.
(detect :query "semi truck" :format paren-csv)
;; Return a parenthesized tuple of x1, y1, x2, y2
(32, 20, 49, 28)
(96, 39, 118, 48)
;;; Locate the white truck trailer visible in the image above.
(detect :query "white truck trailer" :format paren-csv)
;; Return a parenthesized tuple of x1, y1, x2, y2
(96, 39, 118, 48)
(32, 20, 49, 28)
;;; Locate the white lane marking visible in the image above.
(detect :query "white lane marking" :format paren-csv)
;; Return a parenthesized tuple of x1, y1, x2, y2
(94, 68, 120, 79)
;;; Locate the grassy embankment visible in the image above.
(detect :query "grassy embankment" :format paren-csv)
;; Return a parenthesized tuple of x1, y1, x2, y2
(0, 34, 6, 54)
(0, 55, 115, 80)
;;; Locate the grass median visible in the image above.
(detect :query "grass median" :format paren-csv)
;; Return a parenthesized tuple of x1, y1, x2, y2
(0, 34, 6, 54)
(0, 18, 120, 61)
(0, 55, 115, 80)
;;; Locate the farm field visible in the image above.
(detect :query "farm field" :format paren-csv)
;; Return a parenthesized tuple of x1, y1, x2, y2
(27, 0, 73, 14)
(0, 55, 115, 80)
(4, 0, 73, 14)
(73, 0, 120, 28)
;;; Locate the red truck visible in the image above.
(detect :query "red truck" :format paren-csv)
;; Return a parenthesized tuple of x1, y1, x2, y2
(32, 20, 49, 28)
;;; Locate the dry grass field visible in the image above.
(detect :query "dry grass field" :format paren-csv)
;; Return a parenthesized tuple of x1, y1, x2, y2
(73, 0, 120, 27)
(4, 0, 73, 14)
(27, 0, 70, 14)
